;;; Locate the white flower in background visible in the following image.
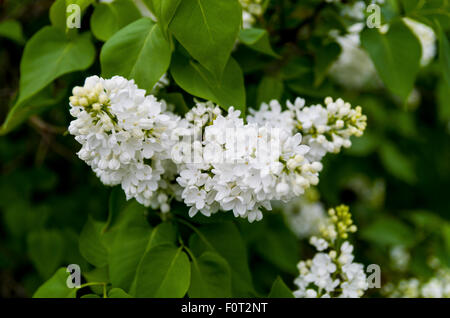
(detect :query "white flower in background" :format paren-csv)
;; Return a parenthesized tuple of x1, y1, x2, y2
(296, 204, 327, 235)
(329, 23, 381, 90)
(239, 0, 263, 29)
(389, 245, 410, 272)
(339, 0, 385, 20)
(151, 73, 170, 94)
(340, 1, 366, 20)
(383, 279, 420, 298)
(383, 258, 450, 298)
(384, 272, 450, 298)
(280, 191, 328, 239)
(294, 205, 368, 298)
(402, 17, 436, 66)
(69, 75, 179, 210)
(422, 279, 445, 298)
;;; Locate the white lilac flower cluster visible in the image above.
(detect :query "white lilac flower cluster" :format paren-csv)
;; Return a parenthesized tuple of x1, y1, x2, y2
(174, 97, 366, 222)
(239, 0, 263, 29)
(68, 75, 180, 209)
(248, 97, 367, 162)
(69, 76, 366, 222)
(293, 205, 369, 298)
(174, 101, 323, 222)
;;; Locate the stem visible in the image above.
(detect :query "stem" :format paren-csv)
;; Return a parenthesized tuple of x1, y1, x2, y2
(183, 245, 196, 262)
(77, 281, 108, 298)
(78, 282, 106, 289)
(175, 217, 215, 251)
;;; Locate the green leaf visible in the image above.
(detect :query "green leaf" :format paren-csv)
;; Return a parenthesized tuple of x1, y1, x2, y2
(287, 73, 335, 98)
(33, 268, 77, 298)
(82, 266, 109, 295)
(144, 221, 178, 249)
(103, 186, 128, 232)
(437, 22, 450, 87)
(188, 251, 232, 298)
(189, 222, 254, 297)
(134, 244, 190, 298)
(407, 210, 444, 230)
(314, 42, 341, 87)
(143, 0, 182, 37)
(268, 277, 294, 298)
(238, 28, 278, 57)
(84, 266, 109, 284)
(160, 92, 189, 115)
(1, 27, 95, 134)
(108, 203, 151, 291)
(401, 0, 450, 31)
(442, 223, 450, 257)
(361, 20, 421, 102)
(171, 53, 246, 112)
(79, 216, 108, 267)
(360, 217, 416, 247)
(81, 294, 101, 298)
(0, 20, 25, 44)
(0, 84, 67, 135)
(169, 0, 242, 77)
(68, 0, 95, 11)
(281, 57, 311, 80)
(344, 132, 380, 156)
(108, 288, 132, 298)
(256, 76, 284, 106)
(27, 229, 65, 279)
(437, 79, 450, 122)
(128, 221, 177, 294)
(101, 18, 172, 92)
(49, 0, 67, 30)
(253, 215, 299, 275)
(61, 228, 90, 270)
(379, 141, 416, 184)
(91, 0, 141, 41)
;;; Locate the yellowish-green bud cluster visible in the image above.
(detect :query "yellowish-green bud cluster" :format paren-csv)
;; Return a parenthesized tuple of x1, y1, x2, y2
(329, 204, 357, 239)
(323, 97, 367, 140)
(320, 204, 357, 241)
(69, 82, 110, 113)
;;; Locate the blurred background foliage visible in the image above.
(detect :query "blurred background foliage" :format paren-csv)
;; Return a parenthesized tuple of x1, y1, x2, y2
(0, 0, 449, 297)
